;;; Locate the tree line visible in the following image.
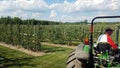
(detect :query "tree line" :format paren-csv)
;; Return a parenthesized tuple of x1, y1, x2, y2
(0, 16, 90, 25)
(0, 16, 60, 25)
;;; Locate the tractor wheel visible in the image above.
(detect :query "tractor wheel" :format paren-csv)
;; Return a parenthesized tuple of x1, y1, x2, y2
(66, 50, 87, 68)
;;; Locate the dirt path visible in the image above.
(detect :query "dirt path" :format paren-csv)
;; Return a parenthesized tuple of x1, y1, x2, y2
(41, 42, 76, 49)
(0, 42, 45, 56)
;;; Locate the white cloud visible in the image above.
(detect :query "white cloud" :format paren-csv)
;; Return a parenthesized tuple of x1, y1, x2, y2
(0, 0, 49, 20)
(60, 15, 87, 22)
(0, 0, 14, 12)
(109, 0, 120, 10)
(16, 0, 49, 11)
(50, 0, 120, 13)
(93, 0, 104, 5)
(49, 1, 75, 13)
(49, 10, 57, 18)
(0, 0, 49, 12)
(0, 0, 120, 22)
(48, 0, 120, 22)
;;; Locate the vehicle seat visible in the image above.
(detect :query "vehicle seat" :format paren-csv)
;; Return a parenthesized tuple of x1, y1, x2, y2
(96, 43, 111, 54)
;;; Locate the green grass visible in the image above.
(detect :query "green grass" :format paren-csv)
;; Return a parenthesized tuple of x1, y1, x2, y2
(41, 45, 71, 53)
(0, 45, 72, 68)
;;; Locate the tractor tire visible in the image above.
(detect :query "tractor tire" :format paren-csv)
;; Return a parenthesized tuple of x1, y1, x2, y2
(66, 50, 87, 68)
(67, 44, 89, 68)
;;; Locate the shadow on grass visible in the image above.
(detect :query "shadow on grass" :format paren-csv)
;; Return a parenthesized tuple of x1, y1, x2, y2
(41, 46, 66, 53)
(0, 55, 35, 68)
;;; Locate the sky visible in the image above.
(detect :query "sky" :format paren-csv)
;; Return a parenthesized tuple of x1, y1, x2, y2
(0, 0, 120, 22)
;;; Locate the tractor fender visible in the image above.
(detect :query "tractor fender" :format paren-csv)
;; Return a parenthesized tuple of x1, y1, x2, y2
(75, 44, 89, 60)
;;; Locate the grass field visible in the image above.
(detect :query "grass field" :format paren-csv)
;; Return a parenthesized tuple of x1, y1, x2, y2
(0, 45, 72, 68)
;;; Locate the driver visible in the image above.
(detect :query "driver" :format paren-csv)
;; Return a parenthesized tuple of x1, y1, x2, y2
(97, 28, 118, 50)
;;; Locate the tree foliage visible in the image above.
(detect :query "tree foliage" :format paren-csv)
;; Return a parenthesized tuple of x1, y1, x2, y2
(0, 16, 118, 52)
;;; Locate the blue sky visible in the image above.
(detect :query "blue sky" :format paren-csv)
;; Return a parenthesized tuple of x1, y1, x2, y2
(0, 0, 120, 22)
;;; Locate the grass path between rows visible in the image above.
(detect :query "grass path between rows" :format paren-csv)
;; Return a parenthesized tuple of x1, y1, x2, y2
(0, 42, 76, 56)
(0, 42, 45, 56)
(41, 42, 76, 49)
(0, 44, 72, 68)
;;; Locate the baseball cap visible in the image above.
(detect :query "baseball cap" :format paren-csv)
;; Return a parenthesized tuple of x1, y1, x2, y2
(105, 28, 114, 32)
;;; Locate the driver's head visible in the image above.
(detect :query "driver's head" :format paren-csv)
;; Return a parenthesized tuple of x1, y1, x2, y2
(105, 28, 114, 35)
